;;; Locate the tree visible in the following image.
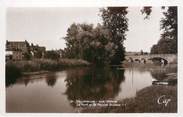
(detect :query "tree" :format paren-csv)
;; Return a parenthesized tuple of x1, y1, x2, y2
(151, 38, 176, 54)
(150, 7, 177, 54)
(161, 7, 177, 41)
(141, 7, 152, 19)
(86, 24, 116, 65)
(64, 23, 80, 58)
(23, 40, 32, 60)
(100, 7, 128, 65)
(34, 50, 43, 58)
(64, 23, 116, 65)
(160, 7, 177, 54)
(150, 45, 158, 54)
(64, 23, 94, 59)
(23, 52, 31, 60)
(44, 50, 60, 60)
(140, 50, 144, 55)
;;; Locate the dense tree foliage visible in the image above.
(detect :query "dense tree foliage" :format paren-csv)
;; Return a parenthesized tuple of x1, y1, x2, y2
(151, 38, 177, 54)
(63, 23, 116, 65)
(64, 7, 129, 65)
(100, 7, 128, 64)
(141, 7, 152, 19)
(161, 7, 177, 41)
(34, 50, 43, 58)
(151, 7, 177, 54)
(44, 50, 60, 60)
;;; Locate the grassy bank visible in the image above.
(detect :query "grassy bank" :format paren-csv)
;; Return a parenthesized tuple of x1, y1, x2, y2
(6, 58, 90, 72)
(82, 85, 177, 113)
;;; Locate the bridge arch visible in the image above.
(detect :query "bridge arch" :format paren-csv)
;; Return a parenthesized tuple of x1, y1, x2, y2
(141, 58, 146, 64)
(125, 54, 176, 64)
(149, 57, 168, 65)
(134, 58, 141, 63)
(127, 57, 134, 62)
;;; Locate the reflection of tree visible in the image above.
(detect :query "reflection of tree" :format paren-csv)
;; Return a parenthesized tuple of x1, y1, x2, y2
(45, 73, 57, 87)
(23, 78, 30, 86)
(64, 67, 125, 106)
(6, 64, 22, 87)
(6, 77, 17, 87)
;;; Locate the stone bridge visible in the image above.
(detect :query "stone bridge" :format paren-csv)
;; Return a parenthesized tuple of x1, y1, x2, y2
(125, 54, 177, 64)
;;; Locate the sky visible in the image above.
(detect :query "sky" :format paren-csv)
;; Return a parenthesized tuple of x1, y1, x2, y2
(7, 7, 163, 52)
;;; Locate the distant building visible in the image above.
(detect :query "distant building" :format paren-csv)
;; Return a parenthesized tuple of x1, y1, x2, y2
(6, 40, 29, 61)
(6, 40, 29, 53)
(12, 51, 24, 60)
(6, 40, 46, 61)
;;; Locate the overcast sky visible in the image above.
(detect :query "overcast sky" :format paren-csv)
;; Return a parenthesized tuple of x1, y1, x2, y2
(7, 7, 163, 52)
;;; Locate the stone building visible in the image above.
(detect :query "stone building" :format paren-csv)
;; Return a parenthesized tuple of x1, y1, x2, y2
(6, 40, 29, 61)
(6, 40, 46, 61)
(6, 40, 29, 53)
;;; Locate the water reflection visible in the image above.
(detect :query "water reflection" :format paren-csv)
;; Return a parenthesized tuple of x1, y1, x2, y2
(150, 66, 177, 81)
(150, 70, 167, 80)
(64, 67, 125, 102)
(45, 74, 57, 87)
(23, 78, 30, 87)
(6, 67, 168, 112)
(115, 67, 155, 99)
(6, 76, 17, 87)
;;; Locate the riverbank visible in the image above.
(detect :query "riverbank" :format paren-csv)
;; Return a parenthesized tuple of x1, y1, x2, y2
(82, 85, 177, 113)
(6, 59, 90, 86)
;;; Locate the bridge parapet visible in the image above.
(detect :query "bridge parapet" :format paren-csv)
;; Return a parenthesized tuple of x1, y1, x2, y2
(125, 54, 177, 64)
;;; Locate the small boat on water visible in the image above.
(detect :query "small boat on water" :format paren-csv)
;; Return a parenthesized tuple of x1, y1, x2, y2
(152, 81, 169, 85)
(152, 79, 177, 85)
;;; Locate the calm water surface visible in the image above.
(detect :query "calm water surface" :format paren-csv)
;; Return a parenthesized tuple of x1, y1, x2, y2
(6, 67, 165, 113)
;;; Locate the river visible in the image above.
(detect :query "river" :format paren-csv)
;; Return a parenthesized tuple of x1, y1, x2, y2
(6, 66, 170, 113)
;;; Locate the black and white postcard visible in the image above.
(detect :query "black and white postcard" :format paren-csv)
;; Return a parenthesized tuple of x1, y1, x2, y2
(0, 0, 183, 117)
